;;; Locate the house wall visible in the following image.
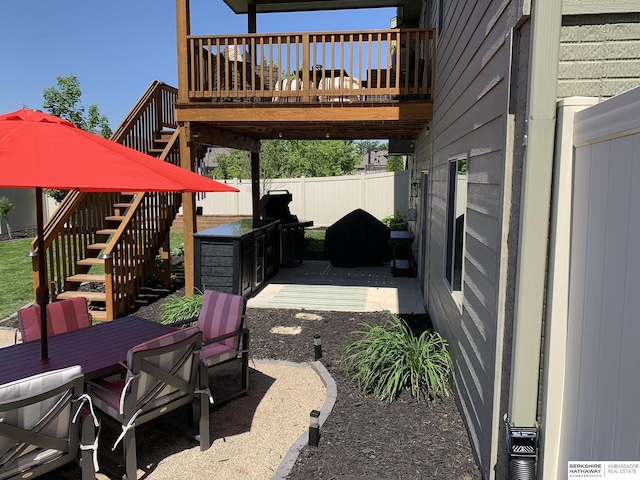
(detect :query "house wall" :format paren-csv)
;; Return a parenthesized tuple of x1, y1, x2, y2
(418, 0, 522, 477)
(412, 0, 640, 478)
(558, 13, 640, 99)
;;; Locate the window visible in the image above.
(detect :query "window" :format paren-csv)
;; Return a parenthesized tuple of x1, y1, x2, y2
(444, 156, 467, 302)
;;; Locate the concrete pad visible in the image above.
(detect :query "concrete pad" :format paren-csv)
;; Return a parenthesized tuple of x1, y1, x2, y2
(248, 261, 425, 314)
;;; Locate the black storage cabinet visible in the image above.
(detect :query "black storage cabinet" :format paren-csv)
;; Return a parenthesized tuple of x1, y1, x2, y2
(194, 220, 279, 297)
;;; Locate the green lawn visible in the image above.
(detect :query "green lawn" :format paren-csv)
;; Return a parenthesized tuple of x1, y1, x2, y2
(0, 239, 35, 319)
(0, 233, 186, 321)
(304, 229, 326, 251)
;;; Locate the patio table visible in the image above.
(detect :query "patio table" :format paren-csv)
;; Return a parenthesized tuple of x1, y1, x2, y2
(0, 316, 176, 385)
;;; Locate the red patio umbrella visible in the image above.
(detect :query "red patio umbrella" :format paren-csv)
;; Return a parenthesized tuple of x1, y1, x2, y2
(0, 108, 238, 359)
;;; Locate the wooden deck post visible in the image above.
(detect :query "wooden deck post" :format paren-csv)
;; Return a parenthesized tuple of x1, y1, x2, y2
(251, 151, 260, 227)
(180, 123, 197, 296)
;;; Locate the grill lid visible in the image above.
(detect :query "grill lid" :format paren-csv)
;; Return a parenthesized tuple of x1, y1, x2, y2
(259, 189, 298, 223)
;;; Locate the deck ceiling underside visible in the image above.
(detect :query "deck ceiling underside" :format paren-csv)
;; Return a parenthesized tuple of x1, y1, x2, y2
(175, 101, 431, 140)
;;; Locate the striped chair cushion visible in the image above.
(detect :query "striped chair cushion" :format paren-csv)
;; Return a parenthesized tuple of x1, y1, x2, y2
(0, 366, 83, 477)
(92, 327, 201, 420)
(16, 305, 42, 343)
(47, 298, 91, 334)
(197, 290, 244, 349)
(201, 342, 238, 367)
(17, 298, 91, 342)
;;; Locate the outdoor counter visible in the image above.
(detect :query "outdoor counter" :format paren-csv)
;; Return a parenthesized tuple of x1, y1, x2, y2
(194, 220, 279, 297)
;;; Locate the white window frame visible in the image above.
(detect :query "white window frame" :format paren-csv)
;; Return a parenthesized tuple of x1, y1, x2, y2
(443, 155, 467, 307)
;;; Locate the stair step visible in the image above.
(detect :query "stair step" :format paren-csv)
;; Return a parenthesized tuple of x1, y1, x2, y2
(148, 148, 164, 156)
(90, 310, 108, 321)
(105, 215, 126, 222)
(66, 274, 106, 283)
(57, 291, 106, 302)
(77, 258, 105, 266)
(113, 203, 134, 208)
(97, 229, 117, 235)
(87, 243, 109, 250)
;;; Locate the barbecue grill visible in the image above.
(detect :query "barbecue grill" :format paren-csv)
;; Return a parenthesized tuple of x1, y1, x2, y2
(259, 190, 312, 267)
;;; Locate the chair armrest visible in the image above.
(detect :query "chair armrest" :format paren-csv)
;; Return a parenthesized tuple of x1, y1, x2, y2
(167, 316, 198, 329)
(202, 327, 249, 346)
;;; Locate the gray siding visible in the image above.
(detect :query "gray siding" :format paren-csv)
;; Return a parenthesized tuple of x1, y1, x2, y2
(559, 14, 640, 98)
(421, 0, 519, 477)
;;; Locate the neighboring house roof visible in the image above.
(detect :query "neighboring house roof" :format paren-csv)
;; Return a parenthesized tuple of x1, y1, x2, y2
(202, 147, 232, 170)
(356, 149, 389, 173)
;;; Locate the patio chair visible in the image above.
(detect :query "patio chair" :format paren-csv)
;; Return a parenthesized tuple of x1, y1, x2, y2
(87, 327, 209, 480)
(17, 297, 92, 343)
(0, 365, 97, 480)
(173, 290, 250, 405)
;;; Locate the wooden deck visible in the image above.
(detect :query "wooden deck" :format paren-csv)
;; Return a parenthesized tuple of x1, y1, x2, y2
(176, 28, 435, 140)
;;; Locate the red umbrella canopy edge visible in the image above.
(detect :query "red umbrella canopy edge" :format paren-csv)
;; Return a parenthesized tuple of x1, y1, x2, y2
(0, 109, 238, 193)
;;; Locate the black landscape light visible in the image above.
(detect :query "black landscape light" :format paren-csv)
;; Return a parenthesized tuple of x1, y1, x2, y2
(314, 334, 323, 360)
(309, 410, 321, 447)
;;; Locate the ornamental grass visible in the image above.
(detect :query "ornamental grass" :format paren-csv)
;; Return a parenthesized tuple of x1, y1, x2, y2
(342, 313, 453, 404)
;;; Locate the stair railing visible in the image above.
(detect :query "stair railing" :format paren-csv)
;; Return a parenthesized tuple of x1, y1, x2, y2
(32, 81, 182, 320)
(100, 130, 182, 319)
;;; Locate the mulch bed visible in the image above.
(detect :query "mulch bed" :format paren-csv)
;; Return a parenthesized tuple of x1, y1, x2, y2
(132, 288, 481, 480)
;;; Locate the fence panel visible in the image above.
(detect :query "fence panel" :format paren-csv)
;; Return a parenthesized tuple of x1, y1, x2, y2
(195, 171, 409, 227)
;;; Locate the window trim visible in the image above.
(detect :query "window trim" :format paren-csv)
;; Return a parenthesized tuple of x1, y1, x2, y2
(443, 154, 467, 308)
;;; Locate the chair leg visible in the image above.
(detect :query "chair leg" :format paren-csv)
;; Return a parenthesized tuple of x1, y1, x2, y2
(122, 428, 137, 480)
(80, 413, 97, 480)
(198, 364, 210, 451)
(241, 331, 250, 395)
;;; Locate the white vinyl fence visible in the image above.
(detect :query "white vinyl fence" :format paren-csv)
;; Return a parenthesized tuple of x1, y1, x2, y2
(3, 171, 409, 234)
(195, 171, 410, 227)
(543, 88, 640, 479)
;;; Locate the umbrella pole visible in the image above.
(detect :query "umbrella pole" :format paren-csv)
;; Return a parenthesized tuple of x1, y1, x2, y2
(35, 187, 49, 360)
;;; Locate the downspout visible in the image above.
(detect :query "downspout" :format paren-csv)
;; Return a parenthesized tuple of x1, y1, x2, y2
(507, 0, 562, 473)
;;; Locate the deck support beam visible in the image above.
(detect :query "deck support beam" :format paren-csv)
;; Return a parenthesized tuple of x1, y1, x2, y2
(180, 122, 197, 296)
(191, 124, 260, 153)
(251, 151, 260, 227)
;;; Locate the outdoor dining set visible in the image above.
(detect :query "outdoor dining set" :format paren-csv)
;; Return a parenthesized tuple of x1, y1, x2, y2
(0, 290, 250, 480)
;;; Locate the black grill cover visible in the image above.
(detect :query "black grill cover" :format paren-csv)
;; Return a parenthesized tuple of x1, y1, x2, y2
(324, 209, 390, 267)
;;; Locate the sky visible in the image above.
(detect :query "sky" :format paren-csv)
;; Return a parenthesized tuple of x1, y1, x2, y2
(0, 1, 396, 130)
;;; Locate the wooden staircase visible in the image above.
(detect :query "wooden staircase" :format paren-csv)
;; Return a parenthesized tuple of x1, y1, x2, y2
(31, 82, 187, 321)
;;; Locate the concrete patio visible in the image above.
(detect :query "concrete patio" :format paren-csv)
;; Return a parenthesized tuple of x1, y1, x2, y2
(247, 260, 425, 314)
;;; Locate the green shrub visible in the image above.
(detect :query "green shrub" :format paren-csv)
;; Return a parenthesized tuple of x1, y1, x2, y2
(381, 212, 408, 231)
(159, 290, 203, 324)
(342, 314, 453, 403)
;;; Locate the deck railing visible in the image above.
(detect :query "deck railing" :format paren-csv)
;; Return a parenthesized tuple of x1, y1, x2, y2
(186, 28, 435, 103)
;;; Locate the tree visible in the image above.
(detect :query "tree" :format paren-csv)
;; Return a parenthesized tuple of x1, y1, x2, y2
(260, 139, 360, 178)
(0, 196, 13, 239)
(355, 140, 387, 155)
(210, 150, 251, 180)
(43, 74, 112, 138)
(41, 74, 113, 201)
(386, 155, 405, 172)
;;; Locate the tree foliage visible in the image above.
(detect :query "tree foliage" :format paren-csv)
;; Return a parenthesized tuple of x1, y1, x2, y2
(43, 74, 112, 138)
(386, 155, 405, 172)
(355, 140, 388, 155)
(209, 140, 360, 182)
(210, 149, 251, 180)
(0, 196, 13, 239)
(41, 74, 112, 201)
